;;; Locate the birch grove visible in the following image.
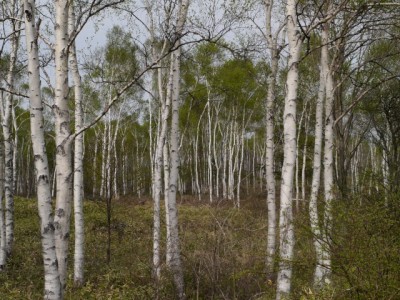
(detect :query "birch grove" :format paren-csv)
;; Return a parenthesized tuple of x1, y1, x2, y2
(0, 0, 398, 298)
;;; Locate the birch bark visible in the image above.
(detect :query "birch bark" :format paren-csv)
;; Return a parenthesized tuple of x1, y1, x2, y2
(206, 82, 213, 203)
(24, 1, 61, 297)
(12, 105, 18, 195)
(2, 0, 20, 259)
(167, 1, 190, 298)
(322, 39, 335, 284)
(301, 112, 309, 203)
(100, 122, 108, 198)
(309, 25, 328, 285)
(53, 0, 73, 293)
(163, 141, 171, 263)
(276, 0, 302, 297)
(92, 129, 99, 196)
(0, 117, 4, 269)
(152, 43, 172, 280)
(69, 1, 85, 286)
(168, 49, 186, 300)
(264, 0, 282, 277)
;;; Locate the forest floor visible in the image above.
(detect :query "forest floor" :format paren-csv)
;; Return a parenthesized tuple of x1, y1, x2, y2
(0, 195, 280, 299)
(1, 195, 398, 299)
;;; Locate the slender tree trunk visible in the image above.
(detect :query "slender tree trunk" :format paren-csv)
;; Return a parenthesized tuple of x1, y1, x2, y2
(166, 2, 189, 298)
(236, 126, 245, 208)
(301, 112, 309, 204)
(152, 43, 173, 281)
(168, 49, 186, 300)
(24, 1, 61, 297)
(264, 0, 280, 278)
(295, 100, 308, 210)
(92, 129, 99, 197)
(2, 0, 21, 259)
(122, 135, 127, 196)
(322, 41, 335, 285)
(213, 112, 220, 198)
(105, 106, 112, 201)
(276, 0, 302, 297)
(310, 27, 328, 285)
(205, 81, 213, 202)
(100, 125, 108, 198)
(69, 1, 85, 286)
(222, 127, 228, 199)
(12, 105, 18, 195)
(0, 131, 5, 269)
(163, 141, 171, 263)
(111, 108, 122, 199)
(194, 104, 207, 199)
(53, 1, 73, 293)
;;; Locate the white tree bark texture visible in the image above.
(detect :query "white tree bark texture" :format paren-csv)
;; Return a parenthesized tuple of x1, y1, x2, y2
(276, 0, 302, 298)
(24, 0, 62, 297)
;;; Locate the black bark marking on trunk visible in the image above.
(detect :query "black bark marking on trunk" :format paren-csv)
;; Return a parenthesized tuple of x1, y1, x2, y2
(43, 223, 55, 234)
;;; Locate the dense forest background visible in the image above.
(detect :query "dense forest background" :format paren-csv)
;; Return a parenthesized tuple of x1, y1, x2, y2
(0, 0, 399, 299)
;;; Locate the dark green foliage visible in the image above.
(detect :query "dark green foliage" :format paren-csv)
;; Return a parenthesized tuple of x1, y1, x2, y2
(330, 194, 400, 300)
(289, 192, 400, 300)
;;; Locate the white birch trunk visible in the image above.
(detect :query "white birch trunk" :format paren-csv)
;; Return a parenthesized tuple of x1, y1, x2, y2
(92, 129, 99, 196)
(0, 131, 5, 269)
(69, 1, 85, 286)
(301, 112, 309, 203)
(168, 49, 186, 300)
(12, 104, 18, 195)
(194, 104, 207, 199)
(310, 26, 328, 285)
(322, 46, 334, 285)
(105, 107, 112, 200)
(163, 141, 171, 263)
(24, 1, 61, 297)
(111, 108, 122, 199)
(100, 125, 107, 198)
(222, 127, 228, 199)
(295, 100, 308, 209)
(206, 85, 213, 203)
(276, 0, 301, 297)
(167, 2, 189, 298)
(53, 0, 72, 292)
(1, 0, 21, 259)
(236, 127, 245, 208)
(113, 145, 119, 198)
(213, 114, 220, 198)
(152, 44, 173, 280)
(264, 0, 280, 277)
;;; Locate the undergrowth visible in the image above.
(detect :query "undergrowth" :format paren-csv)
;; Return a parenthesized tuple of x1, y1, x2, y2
(0, 194, 398, 299)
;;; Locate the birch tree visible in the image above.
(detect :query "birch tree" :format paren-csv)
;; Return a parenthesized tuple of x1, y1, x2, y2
(276, 0, 301, 297)
(69, 1, 85, 286)
(309, 23, 329, 286)
(321, 22, 335, 285)
(23, 0, 61, 297)
(148, 3, 189, 297)
(263, 0, 284, 278)
(0, 0, 21, 264)
(52, 1, 73, 293)
(165, 1, 190, 297)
